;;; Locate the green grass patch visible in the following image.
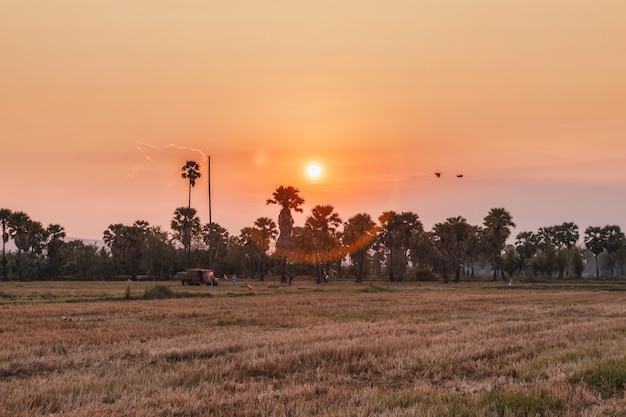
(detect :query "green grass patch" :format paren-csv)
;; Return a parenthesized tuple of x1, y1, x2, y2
(359, 284, 397, 293)
(0, 290, 16, 300)
(572, 356, 626, 398)
(481, 389, 563, 416)
(556, 347, 602, 363)
(226, 291, 255, 297)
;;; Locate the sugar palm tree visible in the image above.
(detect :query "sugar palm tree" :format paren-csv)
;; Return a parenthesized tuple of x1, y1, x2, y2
(237, 218, 276, 280)
(171, 206, 202, 268)
(0, 208, 12, 281)
(603, 225, 625, 278)
(378, 211, 422, 281)
(181, 160, 201, 209)
(43, 224, 65, 279)
(514, 231, 539, 276)
(253, 217, 278, 253)
(483, 208, 516, 281)
(8, 211, 32, 280)
(552, 222, 579, 276)
(433, 216, 474, 282)
(202, 222, 229, 269)
(342, 213, 378, 283)
(584, 226, 604, 278)
(305, 205, 343, 284)
(266, 186, 304, 276)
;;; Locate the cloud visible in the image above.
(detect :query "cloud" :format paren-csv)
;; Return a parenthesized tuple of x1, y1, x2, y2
(165, 144, 207, 161)
(136, 142, 159, 161)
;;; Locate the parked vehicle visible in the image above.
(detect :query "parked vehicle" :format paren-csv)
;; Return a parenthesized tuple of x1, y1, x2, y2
(176, 268, 218, 286)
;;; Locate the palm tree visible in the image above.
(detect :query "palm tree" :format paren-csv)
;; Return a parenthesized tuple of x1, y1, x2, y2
(202, 222, 229, 270)
(378, 211, 399, 281)
(239, 226, 261, 278)
(514, 231, 539, 276)
(26, 220, 47, 279)
(433, 216, 474, 282)
(0, 208, 11, 281)
(254, 217, 278, 253)
(181, 160, 201, 209)
(603, 225, 625, 278)
(483, 208, 516, 281)
(171, 207, 202, 268)
(8, 211, 32, 281)
(253, 217, 277, 280)
(343, 213, 378, 283)
(103, 223, 147, 280)
(378, 211, 422, 281)
(304, 205, 343, 283)
(432, 222, 453, 282)
(552, 222, 579, 277)
(266, 186, 304, 276)
(584, 226, 605, 278)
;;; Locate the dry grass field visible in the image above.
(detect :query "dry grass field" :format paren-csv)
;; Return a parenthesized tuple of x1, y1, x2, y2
(1, 278, 626, 416)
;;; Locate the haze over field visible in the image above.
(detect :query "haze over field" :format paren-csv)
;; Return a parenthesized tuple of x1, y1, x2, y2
(2, 1, 625, 240)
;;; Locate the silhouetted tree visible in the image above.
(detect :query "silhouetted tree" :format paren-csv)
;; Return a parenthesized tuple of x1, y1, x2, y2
(554, 222, 579, 276)
(103, 222, 148, 280)
(514, 231, 538, 276)
(202, 222, 229, 272)
(584, 226, 605, 278)
(45, 224, 66, 279)
(171, 207, 202, 269)
(181, 160, 201, 209)
(342, 213, 378, 283)
(266, 186, 304, 277)
(8, 211, 32, 280)
(0, 208, 11, 281)
(305, 205, 343, 284)
(252, 217, 277, 280)
(603, 225, 625, 278)
(433, 216, 474, 282)
(378, 211, 423, 281)
(483, 208, 516, 281)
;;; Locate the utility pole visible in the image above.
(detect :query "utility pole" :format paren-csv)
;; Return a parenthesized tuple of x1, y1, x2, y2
(208, 155, 213, 270)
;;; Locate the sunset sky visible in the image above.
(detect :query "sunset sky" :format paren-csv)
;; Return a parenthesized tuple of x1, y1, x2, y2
(2, 1, 625, 242)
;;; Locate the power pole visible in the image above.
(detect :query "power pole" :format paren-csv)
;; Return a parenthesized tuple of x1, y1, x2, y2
(208, 155, 213, 270)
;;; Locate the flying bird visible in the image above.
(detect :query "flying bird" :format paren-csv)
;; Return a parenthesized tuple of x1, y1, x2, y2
(456, 174, 464, 178)
(434, 172, 441, 178)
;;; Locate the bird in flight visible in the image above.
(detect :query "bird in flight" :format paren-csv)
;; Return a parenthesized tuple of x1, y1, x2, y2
(435, 172, 464, 178)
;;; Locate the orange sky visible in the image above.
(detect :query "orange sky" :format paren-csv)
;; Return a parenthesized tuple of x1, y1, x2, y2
(1, 1, 625, 240)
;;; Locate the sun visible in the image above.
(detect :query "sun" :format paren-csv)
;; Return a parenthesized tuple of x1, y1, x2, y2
(306, 163, 322, 179)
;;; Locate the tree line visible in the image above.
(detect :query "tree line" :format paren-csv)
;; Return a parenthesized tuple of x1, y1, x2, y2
(1, 161, 624, 282)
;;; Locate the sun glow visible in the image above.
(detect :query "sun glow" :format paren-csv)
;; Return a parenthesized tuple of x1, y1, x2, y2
(306, 163, 322, 179)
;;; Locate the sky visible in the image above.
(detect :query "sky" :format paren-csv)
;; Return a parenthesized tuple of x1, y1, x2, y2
(1, 0, 625, 242)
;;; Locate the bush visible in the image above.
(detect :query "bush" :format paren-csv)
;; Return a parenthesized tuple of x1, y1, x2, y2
(143, 285, 175, 300)
(124, 285, 132, 300)
(412, 268, 437, 282)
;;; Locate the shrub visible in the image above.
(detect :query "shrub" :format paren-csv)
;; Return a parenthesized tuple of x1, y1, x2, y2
(143, 285, 175, 300)
(413, 268, 437, 281)
(124, 285, 132, 300)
